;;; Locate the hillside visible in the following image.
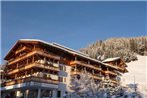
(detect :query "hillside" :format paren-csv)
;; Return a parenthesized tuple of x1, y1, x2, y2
(80, 36, 147, 62)
(121, 55, 147, 97)
(80, 37, 147, 97)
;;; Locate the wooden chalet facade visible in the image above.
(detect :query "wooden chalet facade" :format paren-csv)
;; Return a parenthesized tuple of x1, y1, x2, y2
(1, 39, 128, 98)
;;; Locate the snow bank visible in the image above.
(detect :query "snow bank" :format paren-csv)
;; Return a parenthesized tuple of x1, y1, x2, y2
(121, 55, 147, 96)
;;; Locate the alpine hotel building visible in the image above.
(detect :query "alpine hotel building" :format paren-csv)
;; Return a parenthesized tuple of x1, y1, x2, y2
(1, 39, 128, 98)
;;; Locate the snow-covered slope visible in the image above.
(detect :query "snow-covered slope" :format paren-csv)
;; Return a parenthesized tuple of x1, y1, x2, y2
(121, 55, 147, 96)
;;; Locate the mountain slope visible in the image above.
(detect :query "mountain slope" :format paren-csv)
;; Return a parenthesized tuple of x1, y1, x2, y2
(121, 55, 147, 96)
(80, 36, 147, 62)
(80, 36, 147, 96)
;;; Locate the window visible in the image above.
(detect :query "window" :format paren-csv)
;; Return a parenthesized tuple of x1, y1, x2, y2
(59, 65, 66, 71)
(64, 78, 66, 82)
(59, 77, 63, 82)
(57, 91, 61, 97)
(64, 66, 66, 71)
(59, 66, 63, 71)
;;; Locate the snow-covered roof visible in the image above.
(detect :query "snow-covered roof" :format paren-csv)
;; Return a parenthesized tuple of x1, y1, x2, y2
(52, 42, 89, 57)
(19, 39, 88, 56)
(4, 39, 128, 71)
(103, 63, 118, 69)
(5, 39, 105, 65)
(102, 57, 120, 63)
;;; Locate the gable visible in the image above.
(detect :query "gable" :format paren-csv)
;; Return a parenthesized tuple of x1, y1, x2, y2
(4, 40, 39, 60)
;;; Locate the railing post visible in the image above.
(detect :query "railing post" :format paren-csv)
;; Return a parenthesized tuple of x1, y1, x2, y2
(15, 74, 17, 79)
(88, 61, 90, 64)
(31, 69, 33, 76)
(17, 63, 19, 69)
(25, 89, 29, 98)
(75, 65, 77, 72)
(27, 58, 29, 65)
(32, 56, 35, 63)
(92, 70, 94, 74)
(37, 88, 41, 98)
(75, 56, 77, 61)
(100, 72, 102, 77)
(16, 90, 21, 98)
(25, 71, 27, 78)
(33, 45, 36, 50)
(52, 89, 57, 98)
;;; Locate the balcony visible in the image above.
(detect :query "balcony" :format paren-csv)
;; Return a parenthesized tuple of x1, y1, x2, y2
(118, 67, 125, 71)
(8, 50, 60, 65)
(103, 63, 118, 70)
(111, 79, 118, 84)
(7, 62, 59, 75)
(93, 74, 102, 80)
(70, 71, 102, 80)
(1, 76, 58, 87)
(103, 63, 125, 73)
(70, 71, 81, 75)
(35, 62, 59, 71)
(15, 46, 31, 54)
(70, 61, 102, 71)
(105, 70, 117, 76)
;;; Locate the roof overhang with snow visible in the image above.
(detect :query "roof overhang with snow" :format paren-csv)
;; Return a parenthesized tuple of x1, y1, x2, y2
(102, 57, 121, 63)
(4, 39, 128, 72)
(4, 39, 105, 65)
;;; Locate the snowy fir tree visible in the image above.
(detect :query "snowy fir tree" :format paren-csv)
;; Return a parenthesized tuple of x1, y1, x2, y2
(68, 71, 144, 98)
(69, 70, 101, 98)
(80, 36, 147, 62)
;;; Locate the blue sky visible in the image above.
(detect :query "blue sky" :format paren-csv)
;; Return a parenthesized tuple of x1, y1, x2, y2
(1, 1, 147, 63)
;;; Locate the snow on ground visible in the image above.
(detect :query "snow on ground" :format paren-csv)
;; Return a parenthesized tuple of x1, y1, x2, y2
(121, 55, 147, 96)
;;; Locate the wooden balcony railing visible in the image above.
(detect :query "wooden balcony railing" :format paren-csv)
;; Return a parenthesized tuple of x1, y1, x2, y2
(111, 79, 118, 84)
(70, 71, 102, 80)
(103, 63, 118, 70)
(70, 71, 118, 84)
(15, 46, 29, 54)
(8, 51, 37, 65)
(70, 61, 102, 71)
(36, 51, 60, 61)
(1, 76, 58, 87)
(93, 75, 102, 80)
(118, 67, 125, 71)
(8, 50, 60, 65)
(104, 63, 126, 72)
(7, 62, 59, 75)
(70, 71, 81, 75)
(35, 63, 59, 71)
(105, 70, 117, 76)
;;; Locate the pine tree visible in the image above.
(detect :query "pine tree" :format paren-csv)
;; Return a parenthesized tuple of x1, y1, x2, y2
(69, 70, 100, 97)
(80, 36, 147, 62)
